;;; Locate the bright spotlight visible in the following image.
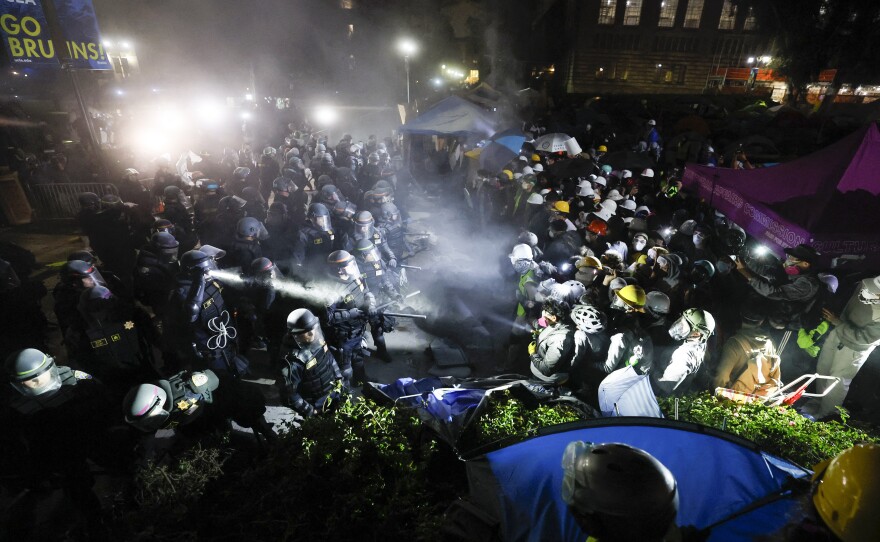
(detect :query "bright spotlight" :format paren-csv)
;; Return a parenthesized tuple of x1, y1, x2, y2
(103, 40, 113, 48)
(314, 105, 338, 126)
(747, 57, 755, 64)
(115, 89, 125, 96)
(156, 106, 185, 132)
(754, 245, 769, 256)
(245, 93, 254, 101)
(397, 38, 418, 57)
(120, 41, 131, 49)
(241, 111, 252, 120)
(432, 77, 442, 87)
(761, 56, 772, 63)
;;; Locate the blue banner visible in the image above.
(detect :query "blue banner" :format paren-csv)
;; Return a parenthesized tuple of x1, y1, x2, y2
(0, 0, 60, 67)
(53, 0, 111, 70)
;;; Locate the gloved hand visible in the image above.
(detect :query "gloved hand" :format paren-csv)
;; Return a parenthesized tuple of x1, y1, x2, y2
(528, 341, 537, 355)
(388, 258, 397, 268)
(367, 304, 378, 317)
(347, 308, 363, 320)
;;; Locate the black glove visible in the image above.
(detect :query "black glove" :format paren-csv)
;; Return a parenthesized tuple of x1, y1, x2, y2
(347, 308, 363, 320)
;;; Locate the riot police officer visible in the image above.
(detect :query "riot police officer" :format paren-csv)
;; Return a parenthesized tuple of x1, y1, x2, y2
(323, 250, 376, 384)
(226, 217, 268, 270)
(165, 249, 249, 378)
(346, 210, 397, 267)
(193, 180, 222, 240)
(293, 203, 337, 273)
(241, 185, 267, 223)
(278, 308, 345, 416)
(201, 195, 247, 252)
(377, 202, 409, 259)
(134, 232, 179, 318)
(162, 185, 196, 252)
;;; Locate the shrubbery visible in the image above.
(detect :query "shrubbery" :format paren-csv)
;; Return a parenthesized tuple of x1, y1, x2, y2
(117, 391, 878, 540)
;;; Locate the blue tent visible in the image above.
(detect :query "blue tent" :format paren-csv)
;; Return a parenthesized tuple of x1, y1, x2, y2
(464, 418, 811, 542)
(399, 96, 498, 140)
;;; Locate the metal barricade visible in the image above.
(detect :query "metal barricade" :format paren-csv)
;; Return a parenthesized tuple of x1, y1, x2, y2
(28, 183, 119, 220)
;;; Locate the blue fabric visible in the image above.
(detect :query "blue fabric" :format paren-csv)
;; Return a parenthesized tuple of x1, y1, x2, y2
(479, 142, 518, 173)
(482, 423, 809, 542)
(399, 96, 498, 138)
(424, 389, 485, 423)
(378, 377, 442, 407)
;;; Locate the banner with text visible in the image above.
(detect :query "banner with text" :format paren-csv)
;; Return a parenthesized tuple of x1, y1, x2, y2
(53, 0, 110, 70)
(0, 0, 59, 67)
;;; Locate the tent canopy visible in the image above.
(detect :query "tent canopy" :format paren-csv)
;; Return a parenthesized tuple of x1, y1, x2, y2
(682, 123, 880, 266)
(466, 418, 810, 542)
(399, 95, 498, 139)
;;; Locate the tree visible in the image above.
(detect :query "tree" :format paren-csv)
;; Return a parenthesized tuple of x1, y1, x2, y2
(737, 0, 880, 107)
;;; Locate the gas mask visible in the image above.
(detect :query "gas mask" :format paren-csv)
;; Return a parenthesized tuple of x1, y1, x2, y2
(668, 316, 693, 341)
(783, 258, 801, 276)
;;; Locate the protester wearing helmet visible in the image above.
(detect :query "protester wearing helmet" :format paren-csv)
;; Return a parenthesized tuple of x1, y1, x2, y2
(604, 285, 654, 374)
(569, 303, 611, 399)
(650, 308, 715, 397)
(562, 441, 679, 542)
(279, 309, 345, 415)
(806, 274, 880, 418)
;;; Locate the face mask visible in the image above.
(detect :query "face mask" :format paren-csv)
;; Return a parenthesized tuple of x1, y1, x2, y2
(693, 234, 706, 248)
(668, 317, 691, 341)
(521, 182, 532, 191)
(513, 260, 532, 275)
(784, 265, 801, 276)
(633, 239, 646, 251)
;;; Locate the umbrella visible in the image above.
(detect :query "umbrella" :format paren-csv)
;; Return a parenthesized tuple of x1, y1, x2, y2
(601, 150, 656, 171)
(533, 132, 571, 153)
(490, 127, 528, 152)
(479, 141, 519, 173)
(598, 366, 662, 417)
(547, 157, 595, 179)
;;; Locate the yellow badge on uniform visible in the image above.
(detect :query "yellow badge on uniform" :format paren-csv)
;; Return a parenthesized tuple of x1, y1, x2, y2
(314, 238, 323, 245)
(124, 321, 135, 330)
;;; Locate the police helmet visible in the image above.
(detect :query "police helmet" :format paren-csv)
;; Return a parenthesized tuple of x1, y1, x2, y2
(163, 185, 181, 201)
(67, 250, 97, 265)
(233, 166, 251, 180)
(78, 192, 100, 210)
(236, 217, 269, 240)
(100, 193, 123, 210)
(241, 186, 264, 203)
(320, 184, 342, 204)
(150, 232, 180, 262)
(123, 383, 170, 432)
(286, 308, 320, 334)
(353, 238, 382, 263)
(273, 176, 295, 194)
(180, 250, 213, 272)
(5, 348, 63, 397)
(219, 195, 247, 212)
(153, 218, 175, 234)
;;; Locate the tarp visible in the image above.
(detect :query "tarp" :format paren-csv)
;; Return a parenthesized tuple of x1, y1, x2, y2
(466, 419, 811, 542)
(399, 95, 498, 139)
(682, 123, 880, 267)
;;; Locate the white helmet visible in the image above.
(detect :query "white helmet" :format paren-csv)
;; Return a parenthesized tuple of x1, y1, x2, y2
(647, 119, 656, 126)
(606, 189, 623, 201)
(621, 170, 633, 179)
(522, 166, 534, 175)
(641, 168, 654, 178)
(578, 184, 595, 197)
(635, 205, 651, 215)
(601, 200, 618, 214)
(645, 290, 671, 318)
(509, 243, 534, 263)
(571, 304, 606, 333)
(593, 176, 607, 187)
(533, 163, 544, 172)
(592, 206, 614, 223)
(527, 193, 544, 204)
(619, 199, 637, 211)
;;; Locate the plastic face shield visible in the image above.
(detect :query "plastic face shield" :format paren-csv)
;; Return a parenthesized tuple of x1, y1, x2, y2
(668, 316, 692, 341)
(858, 287, 880, 305)
(293, 326, 324, 350)
(12, 362, 62, 397)
(360, 246, 382, 264)
(337, 260, 361, 282)
(315, 215, 332, 232)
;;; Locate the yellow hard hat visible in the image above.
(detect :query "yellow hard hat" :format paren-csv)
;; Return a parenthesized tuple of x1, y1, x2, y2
(531, 153, 540, 162)
(554, 200, 570, 214)
(616, 285, 646, 312)
(501, 169, 514, 180)
(576, 256, 603, 270)
(812, 443, 880, 542)
(598, 145, 608, 152)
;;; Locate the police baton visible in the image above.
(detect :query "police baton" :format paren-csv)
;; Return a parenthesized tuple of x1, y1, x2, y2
(399, 264, 421, 270)
(382, 311, 427, 320)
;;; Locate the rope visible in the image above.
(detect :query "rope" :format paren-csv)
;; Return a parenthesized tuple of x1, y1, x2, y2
(207, 310, 237, 350)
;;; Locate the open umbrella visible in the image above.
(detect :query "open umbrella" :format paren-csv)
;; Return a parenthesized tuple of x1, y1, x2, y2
(601, 150, 656, 171)
(478, 128, 528, 173)
(598, 366, 663, 417)
(533, 132, 571, 153)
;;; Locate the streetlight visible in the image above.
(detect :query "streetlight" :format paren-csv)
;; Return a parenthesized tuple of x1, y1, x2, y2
(397, 38, 418, 103)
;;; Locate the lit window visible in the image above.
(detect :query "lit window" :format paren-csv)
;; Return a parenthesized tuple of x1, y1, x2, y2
(340, 0, 353, 9)
(348, 24, 354, 39)
(718, 0, 737, 30)
(623, 0, 643, 26)
(658, 0, 679, 27)
(743, 6, 757, 30)
(683, 0, 704, 28)
(598, 0, 617, 25)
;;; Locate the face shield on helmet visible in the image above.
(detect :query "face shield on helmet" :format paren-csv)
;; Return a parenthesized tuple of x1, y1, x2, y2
(336, 259, 361, 282)
(668, 316, 692, 341)
(151, 232, 180, 264)
(7, 349, 63, 397)
(63, 260, 107, 289)
(314, 214, 332, 232)
(858, 277, 880, 305)
(293, 325, 325, 350)
(355, 242, 383, 265)
(512, 259, 533, 275)
(123, 383, 170, 432)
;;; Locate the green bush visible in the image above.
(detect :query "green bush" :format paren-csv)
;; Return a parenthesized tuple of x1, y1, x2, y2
(467, 390, 586, 448)
(658, 393, 880, 467)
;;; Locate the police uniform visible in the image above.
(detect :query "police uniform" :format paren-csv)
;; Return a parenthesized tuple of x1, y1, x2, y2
(293, 224, 336, 272)
(279, 336, 343, 416)
(324, 276, 373, 384)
